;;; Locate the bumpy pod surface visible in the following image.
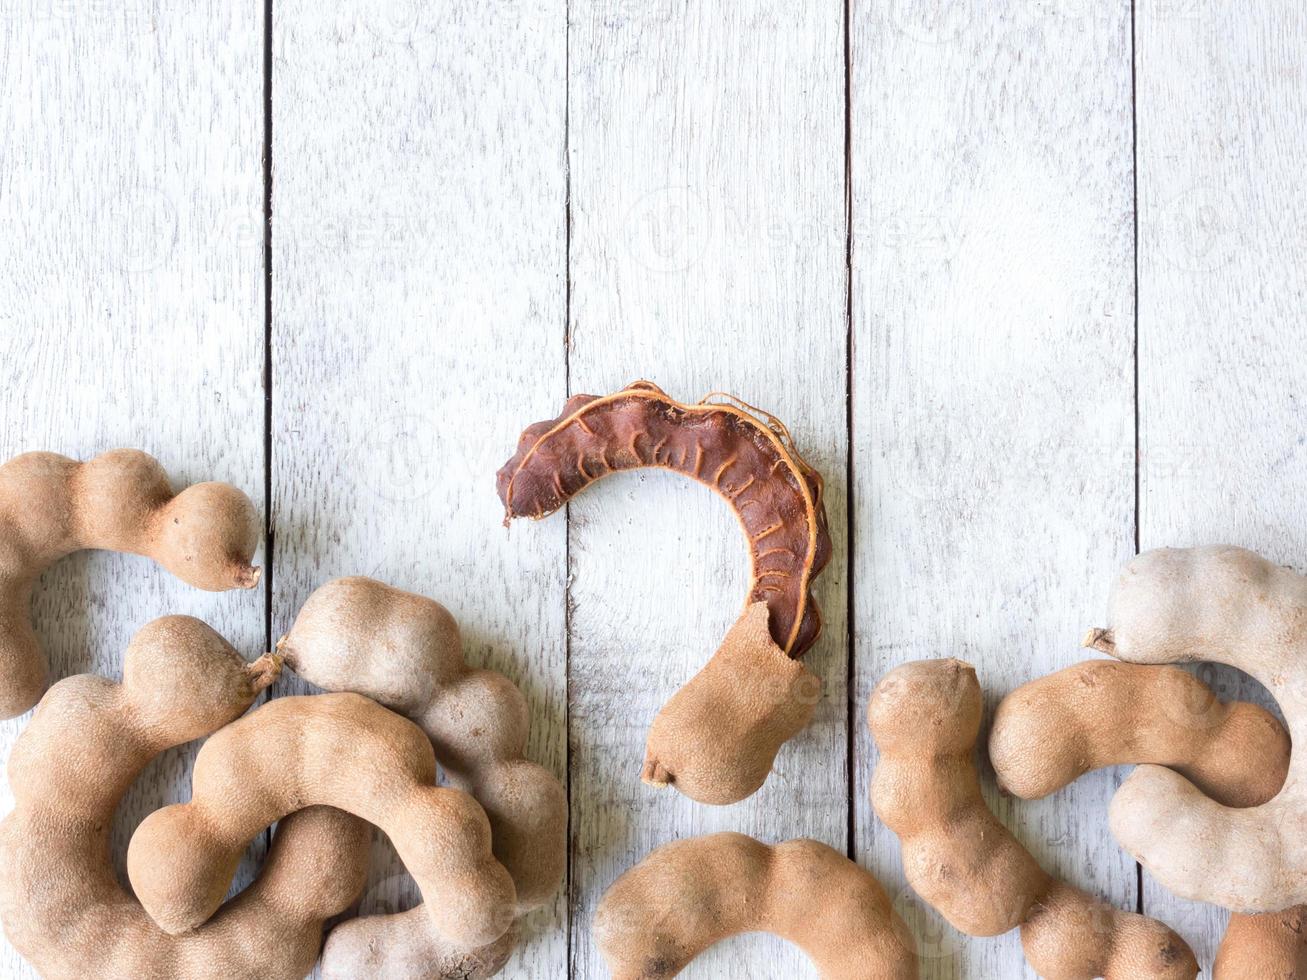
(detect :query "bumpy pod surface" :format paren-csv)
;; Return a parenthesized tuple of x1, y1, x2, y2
(0, 449, 260, 718)
(594, 833, 917, 979)
(498, 381, 831, 804)
(1087, 545, 1307, 912)
(990, 659, 1290, 807)
(869, 659, 1198, 980)
(989, 653, 1301, 976)
(126, 692, 517, 951)
(277, 576, 566, 979)
(1215, 906, 1307, 978)
(0, 617, 370, 980)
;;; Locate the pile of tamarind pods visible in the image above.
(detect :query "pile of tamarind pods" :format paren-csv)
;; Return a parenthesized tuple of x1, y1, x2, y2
(1, 390, 1303, 979)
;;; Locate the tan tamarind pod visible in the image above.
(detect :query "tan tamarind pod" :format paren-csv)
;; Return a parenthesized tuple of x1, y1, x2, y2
(594, 832, 918, 979)
(1087, 545, 1307, 912)
(869, 658, 1198, 980)
(0, 616, 370, 980)
(639, 601, 819, 804)
(126, 692, 517, 952)
(0, 449, 260, 718)
(1214, 906, 1307, 978)
(989, 659, 1304, 978)
(277, 576, 566, 978)
(989, 659, 1290, 807)
(498, 381, 832, 804)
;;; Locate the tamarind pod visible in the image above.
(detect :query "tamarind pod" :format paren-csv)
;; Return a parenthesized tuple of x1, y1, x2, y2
(497, 380, 831, 657)
(869, 659, 1198, 980)
(0, 616, 371, 980)
(594, 833, 918, 979)
(0, 449, 260, 719)
(1087, 545, 1307, 913)
(126, 693, 517, 950)
(1214, 906, 1307, 979)
(277, 576, 567, 978)
(989, 660, 1290, 807)
(640, 601, 819, 804)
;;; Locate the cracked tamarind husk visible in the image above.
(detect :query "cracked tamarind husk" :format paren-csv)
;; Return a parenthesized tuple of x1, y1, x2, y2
(497, 381, 831, 805)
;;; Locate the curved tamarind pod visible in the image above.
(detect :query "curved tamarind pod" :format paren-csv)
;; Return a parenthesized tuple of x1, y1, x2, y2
(0, 616, 371, 980)
(594, 833, 918, 979)
(126, 692, 517, 950)
(498, 381, 831, 804)
(498, 381, 831, 655)
(989, 660, 1290, 807)
(1087, 545, 1307, 912)
(989, 654, 1302, 976)
(870, 659, 1198, 980)
(0, 449, 260, 719)
(277, 576, 566, 979)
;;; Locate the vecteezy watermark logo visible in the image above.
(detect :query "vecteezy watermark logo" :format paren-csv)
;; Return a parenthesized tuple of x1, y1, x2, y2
(1158, 185, 1239, 272)
(888, 0, 972, 45)
(622, 186, 713, 274)
(891, 886, 964, 961)
(366, 0, 441, 43)
(10, 0, 160, 35)
(105, 186, 178, 274)
(358, 413, 439, 503)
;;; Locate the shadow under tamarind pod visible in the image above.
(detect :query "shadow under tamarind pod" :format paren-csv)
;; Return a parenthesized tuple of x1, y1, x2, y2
(594, 832, 918, 980)
(0, 616, 371, 980)
(869, 659, 1199, 980)
(277, 576, 567, 979)
(0, 449, 262, 719)
(497, 380, 832, 805)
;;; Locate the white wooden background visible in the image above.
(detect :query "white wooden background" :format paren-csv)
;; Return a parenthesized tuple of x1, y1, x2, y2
(1, 1, 1304, 977)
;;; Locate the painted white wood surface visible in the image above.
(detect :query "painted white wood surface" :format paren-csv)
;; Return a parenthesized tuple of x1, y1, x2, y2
(0, 2, 266, 977)
(270, 1, 568, 977)
(565, 2, 846, 978)
(851, 3, 1139, 977)
(1, 1, 1305, 978)
(1136, 0, 1307, 966)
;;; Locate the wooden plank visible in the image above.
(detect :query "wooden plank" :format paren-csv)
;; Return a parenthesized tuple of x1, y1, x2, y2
(566, 3, 847, 977)
(1136, 0, 1307, 966)
(851, 3, 1137, 976)
(270, 1, 568, 975)
(0, 3, 266, 978)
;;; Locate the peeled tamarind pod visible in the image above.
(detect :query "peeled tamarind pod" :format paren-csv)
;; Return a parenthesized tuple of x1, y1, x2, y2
(277, 576, 566, 978)
(0, 616, 371, 980)
(126, 692, 517, 951)
(989, 660, 1290, 807)
(870, 659, 1198, 980)
(498, 381, 831, 804)
(1087, 545, 1307, 913)
(594, 832, 918, 979)
(0, 449, 260, 718)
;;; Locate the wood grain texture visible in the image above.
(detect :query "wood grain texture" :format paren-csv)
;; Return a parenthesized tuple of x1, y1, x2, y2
(566, 2, 847, 976)
(851, 3, 1137, 977)
(269, 1, 568, 976)
(0, 2, 265, 977)
(1136, 0, 1307, 964)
